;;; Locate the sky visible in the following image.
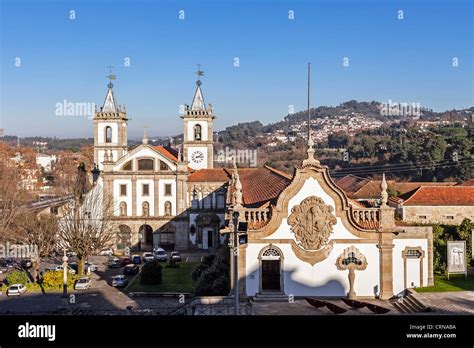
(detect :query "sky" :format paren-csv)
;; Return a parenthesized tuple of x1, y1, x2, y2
(0, 0, 472, 138)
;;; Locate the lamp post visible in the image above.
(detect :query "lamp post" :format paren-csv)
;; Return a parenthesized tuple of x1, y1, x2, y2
(232, 211, 239, 315)
(61, 249, 68, 298)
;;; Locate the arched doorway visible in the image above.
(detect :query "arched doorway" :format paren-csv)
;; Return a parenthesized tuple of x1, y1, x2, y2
(259, 246, 284, 293)
(138, 224, 153, 251)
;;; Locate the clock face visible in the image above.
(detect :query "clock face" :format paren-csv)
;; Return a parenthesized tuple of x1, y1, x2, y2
(191, 150, 204, 163)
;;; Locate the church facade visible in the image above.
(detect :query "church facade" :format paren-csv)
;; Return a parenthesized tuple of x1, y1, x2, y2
(93, 76, 230, 253)
(227, 145, 434, 299)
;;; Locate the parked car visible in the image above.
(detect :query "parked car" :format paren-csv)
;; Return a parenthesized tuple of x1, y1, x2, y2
(99, 249, 114, 256)
(170, 251, 181, 262)
(7, 284, 26, 296)
(20, 259, 32, 269)
(74, 277, 91, 290)
(54, 265, 76, 274)
(85, 261, 98, 272)
(123, 264, 139, 275)
(142, 252, 155, 262)
(66, 251, 77, 257)
(108, 258, 121, 268)
(154, 250, 168, 262)
(0, 265, 8, 273)
(131, 255, 142, 265)
(120, 257, 132, 267)
(111, 275, 129, 287)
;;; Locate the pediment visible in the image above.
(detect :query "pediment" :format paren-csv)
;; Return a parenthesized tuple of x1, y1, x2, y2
(112, 145, 177, 172)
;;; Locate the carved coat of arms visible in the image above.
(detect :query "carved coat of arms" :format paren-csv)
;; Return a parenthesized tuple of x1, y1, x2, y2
(288, 196, 337, 250)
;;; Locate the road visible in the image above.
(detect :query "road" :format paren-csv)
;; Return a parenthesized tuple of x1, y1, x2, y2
(0, 254, 191, 314)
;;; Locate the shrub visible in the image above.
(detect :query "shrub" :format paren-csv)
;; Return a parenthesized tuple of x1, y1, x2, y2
(6, 271, 29, 285)
(140, 261, 162, 285)
(193, 245, 230, 296)
(42, 271, 78, 289)
(191, 255, 215, 281)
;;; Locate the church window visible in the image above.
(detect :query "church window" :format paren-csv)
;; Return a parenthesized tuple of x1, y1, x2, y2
(120, 184, 127, 196)
(138, 158, 154, 171)
(194, 124, 202, 141)
(105, 126, 112, 143)
(406, 249, 422, 259)
(217, 193, 225, 209)
(203, 193, 212, 209)
(122, 161, 132, 171)
(160, 161, 170, 171)
(342, 252, 363, 266)
(142, 184, 150, 196)
(262, 247, 281, 259)
(164, 184, 172, 196)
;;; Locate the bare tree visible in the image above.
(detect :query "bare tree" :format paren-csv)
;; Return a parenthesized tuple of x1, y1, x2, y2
(0, 157, 31, 241)
(12, 212, 58, 282)
(57, 164, 115, 276)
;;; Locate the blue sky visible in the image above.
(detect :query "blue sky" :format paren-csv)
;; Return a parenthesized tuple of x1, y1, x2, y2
(1, 0, 472, 138)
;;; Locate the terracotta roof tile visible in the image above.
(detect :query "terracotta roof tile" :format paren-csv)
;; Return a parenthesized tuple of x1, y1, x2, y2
(399, 186, 474, 206)
(188, 166, 292, 207)
(457, 178, 474, 186)
(188, 168, 230, 182)
(153, 146, 178, 162)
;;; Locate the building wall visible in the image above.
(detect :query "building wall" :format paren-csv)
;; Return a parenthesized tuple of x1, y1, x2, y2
(403, 205, 474, 225)
(243, 176, 428, 298)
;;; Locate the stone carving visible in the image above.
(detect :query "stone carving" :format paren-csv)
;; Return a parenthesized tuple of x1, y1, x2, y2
(288, 196, 337, 250)
(336, 246, 368, 299)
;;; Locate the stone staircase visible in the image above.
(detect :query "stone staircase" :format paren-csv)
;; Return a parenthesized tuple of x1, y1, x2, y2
(390, 289, 431, 314)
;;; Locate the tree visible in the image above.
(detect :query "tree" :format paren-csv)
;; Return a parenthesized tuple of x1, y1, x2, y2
(0, 154, 31, 241)
(12, 211, 58, 282)
(57, 164, 115, 276)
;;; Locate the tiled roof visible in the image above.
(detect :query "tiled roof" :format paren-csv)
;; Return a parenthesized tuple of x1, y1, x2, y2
(399, 186, 474, 206)
(457, 178, 474, 186)
(338, 177, 457, 200)
(334, 175, 370, 197)
(188, 166, 292, 207)
(237, 166, 292, 207)
(188, 168, 230, 182)
(153, 146, 178, 162)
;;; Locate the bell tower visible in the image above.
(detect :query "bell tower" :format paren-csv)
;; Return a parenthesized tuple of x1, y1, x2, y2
(182, 66, 214, 170)
(93, 70, 128, 169)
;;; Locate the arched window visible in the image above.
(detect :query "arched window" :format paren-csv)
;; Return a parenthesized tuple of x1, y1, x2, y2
(105, 126, 112, 143)
(119, 202, 127, 216)
(164, 201, 172, 216)
(138, 158, 154, 171)
(217, 193, 225, 209)
(194, 124, 202, 141)
(142, 202, 150, 216)
(262, 247, 282, 260)
(203, 192, 212, 209)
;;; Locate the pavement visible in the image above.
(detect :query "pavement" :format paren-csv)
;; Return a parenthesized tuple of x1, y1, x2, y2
(0, 254, 186, 314)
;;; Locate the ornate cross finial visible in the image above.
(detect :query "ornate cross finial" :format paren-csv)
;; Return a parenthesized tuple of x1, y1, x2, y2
(106, 65, 116, 88)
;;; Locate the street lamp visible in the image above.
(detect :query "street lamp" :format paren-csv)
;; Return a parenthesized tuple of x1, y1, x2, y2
(232, 211, 239, 315)
(61, 249, 68, 298)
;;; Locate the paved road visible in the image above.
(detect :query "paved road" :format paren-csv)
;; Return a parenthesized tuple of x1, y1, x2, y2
(0, 254, 183, 314)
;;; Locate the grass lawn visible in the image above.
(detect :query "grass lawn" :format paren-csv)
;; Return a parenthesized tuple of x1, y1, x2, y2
(126, 261, 198, 293)
(415, 274, 474, 293)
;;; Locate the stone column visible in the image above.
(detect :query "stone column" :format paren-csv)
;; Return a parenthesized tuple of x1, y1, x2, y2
(131, 176, 137, 217)
(153, 178, 159, 217)
(377, 235, 395, 300)
(238, 244, 247, 296)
